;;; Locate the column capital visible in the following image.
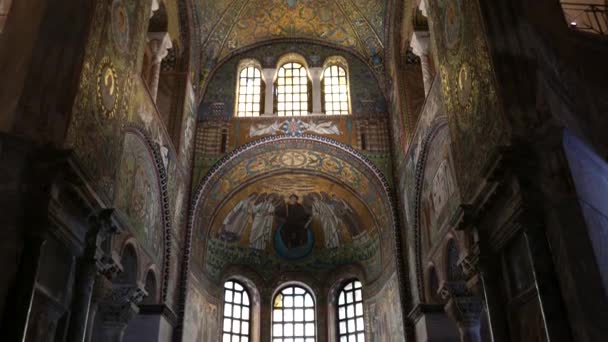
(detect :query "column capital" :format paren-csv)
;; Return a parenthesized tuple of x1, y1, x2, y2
(98, 283, 148, 325)
(261, 68, 277, 84)
(309, 67, 324, 80)
(411, 31, 431, 57)
(440, 281, 483, 327)
(147, 32, 173, 64)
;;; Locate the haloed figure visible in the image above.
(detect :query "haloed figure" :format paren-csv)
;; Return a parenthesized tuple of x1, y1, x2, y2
(279, 194, 312, 249)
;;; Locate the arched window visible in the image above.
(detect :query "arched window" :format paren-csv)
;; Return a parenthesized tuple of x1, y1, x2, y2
(446, 239, 465, 281)
(222, 280, 251, 342)
(275, 62, 310, 116)
(337, 280, 365, 342)
(0, 0, 13, 33)
(322, 64, 349, 115)
(236, 66, 263, 117)
(272, 284, 316, 341)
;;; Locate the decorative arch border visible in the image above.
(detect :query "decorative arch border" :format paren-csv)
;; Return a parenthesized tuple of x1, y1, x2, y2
(176, 134, 399, 334)
(122, 126, 173, 304)
(412, 119, 449, 303)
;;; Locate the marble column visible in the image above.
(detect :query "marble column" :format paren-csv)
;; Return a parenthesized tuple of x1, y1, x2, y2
(440, 281, 484, 342)
(95, 284, 147, 342)
(261, 68, 276, 115)
(411, 31, 432, 95)
(309, 67, 323, 114)
(146, 32, 172, 102)
(67, 209, 122, 342)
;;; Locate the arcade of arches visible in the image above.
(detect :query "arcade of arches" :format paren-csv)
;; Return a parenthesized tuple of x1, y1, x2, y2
(0, 0, 606, 341)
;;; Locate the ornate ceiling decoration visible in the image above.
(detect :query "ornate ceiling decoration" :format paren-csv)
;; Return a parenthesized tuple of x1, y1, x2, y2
(197, 0, 387, 91)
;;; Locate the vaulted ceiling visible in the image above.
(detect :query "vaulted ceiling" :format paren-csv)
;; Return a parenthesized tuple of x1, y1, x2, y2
(197, 0, 388, 90)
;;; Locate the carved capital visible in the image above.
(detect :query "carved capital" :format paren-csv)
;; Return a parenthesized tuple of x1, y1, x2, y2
(440, 281, 483, 327)
(96, 250, 123, 280)
(410, 31, 430, 57)
(439, 281, 471, 300)
(147, 32, 173, 64)
(458, 243, 481, 278)
(98, 283, 147, 325)
(444, 296, 484, 327)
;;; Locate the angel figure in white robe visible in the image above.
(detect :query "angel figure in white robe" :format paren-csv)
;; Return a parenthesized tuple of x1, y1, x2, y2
(218, 192, 257, 242)
(249, 193, 279, 250)
(307, 192, 341, 248)
(302, 121, 341, 135)
(249, 121, 283, 137)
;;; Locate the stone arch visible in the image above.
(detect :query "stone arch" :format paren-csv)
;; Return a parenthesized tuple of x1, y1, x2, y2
(142, 267, 159, 304)
(412, 119, 449, 302)
(117, 242, 139, 285)
(425, 263, 440, 303)
(444, 238, 464, 282)
(118, 127, 172, 303)
(178, 135, 401, 333)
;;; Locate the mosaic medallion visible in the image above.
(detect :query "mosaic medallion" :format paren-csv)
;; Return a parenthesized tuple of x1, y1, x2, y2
(443, 0, 462, 51)
(97, 58, 118, 118)
(111, 0, 130, 53)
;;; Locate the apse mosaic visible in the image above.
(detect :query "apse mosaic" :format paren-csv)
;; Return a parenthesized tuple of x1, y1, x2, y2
(202, 172, 382, 281)
(192, 137, 394, 282)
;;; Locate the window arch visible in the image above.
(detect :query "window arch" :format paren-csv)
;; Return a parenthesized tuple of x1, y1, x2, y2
(446, 239, 465, 281)
(236, 64, 263, 117)
(337, 280, 365, 342)
(275, 62, 310, 116)
(272, 284, 316, 341)
(322, 64, 349, 115)
(222, 280, 251, 342)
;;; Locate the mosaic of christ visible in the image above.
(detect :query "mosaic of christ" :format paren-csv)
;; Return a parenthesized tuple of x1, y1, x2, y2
(211, 174, 376, 257)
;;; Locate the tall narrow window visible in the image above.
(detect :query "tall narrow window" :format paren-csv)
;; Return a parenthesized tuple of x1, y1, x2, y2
(237, 66, 262, 117)
(276, 63, 309, 116)
(272, 285, 316, 341)
(222, 280, 251, 342)
(322, 65, 349, 115)
(337, 280, 365, 342)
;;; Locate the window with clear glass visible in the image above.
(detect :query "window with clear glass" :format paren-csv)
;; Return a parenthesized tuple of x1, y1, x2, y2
(222, 280, 251, 342)
(276, 63, 309, 116)
(236, 66, 262, 117)
(272, 285, 316, 341)
(322, 65, 349, 115)
(337, 280, 365, 342)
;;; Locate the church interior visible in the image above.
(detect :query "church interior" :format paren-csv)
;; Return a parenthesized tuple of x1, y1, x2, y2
(0, 0, 607, 341)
